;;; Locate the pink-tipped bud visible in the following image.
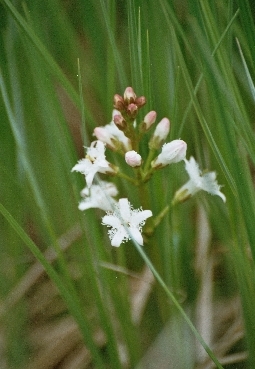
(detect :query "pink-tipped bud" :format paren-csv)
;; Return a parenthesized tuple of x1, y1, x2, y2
(144, 111, 157, 130)
(151, 140, 187, 168)
(113, 114, 127, 131)
(94, 127, 114, 148)
(125, 150, 142, 167)
(124, 87, 136, 104)
(149, 117, 170, 149)
(135, 96, 146, 108)
(127, 103, 138, 118)
(154, 118, 170, 139)
(113, 94, 125, 111)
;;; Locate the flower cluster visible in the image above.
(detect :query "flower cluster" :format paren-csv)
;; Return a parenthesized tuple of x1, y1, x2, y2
(72, 87, 226, 247)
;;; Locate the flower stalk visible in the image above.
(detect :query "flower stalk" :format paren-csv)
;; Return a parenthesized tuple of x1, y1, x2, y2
(72, 87, 225, 247)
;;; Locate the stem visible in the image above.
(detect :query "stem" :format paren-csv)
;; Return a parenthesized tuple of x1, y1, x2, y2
(133, 242, 224, 369)
(116, 171, 138, 185)
(152, 204, 170, 229)
(143, 148, 156, 173)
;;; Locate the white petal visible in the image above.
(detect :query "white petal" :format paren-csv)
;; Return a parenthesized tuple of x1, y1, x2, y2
(85, 169, 97, 188)
(129, 227, 144, 245)
(102, 215, 121, 228)
(184, 157, 201, 183)
(202, 173, 226, 202)
(80, 187, 90, 197)
(104, 182, 118, 197)
(111, 227, 128, 247)
(131, 210, 152, 226)
(78, 200, 95, 211)
(93, 140, 105, 154)
(118, 198, 131, 221)
(97, 159, 114, 171)
(72, 158, 91, 174)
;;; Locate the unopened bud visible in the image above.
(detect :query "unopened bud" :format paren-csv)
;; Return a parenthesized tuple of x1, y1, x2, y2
(113, 114, 127, 131)
(135, 96, 146, 108)
(127, 103, 138, 118)
(149, 118, 170, 149)
(125, 150, 142, 167)
(113, 94, 125, 111)
(151, 140, 187, 168)
(94, 127, 115, 149)
(141, 111, 157, 132)
(124, 87, 136, 104)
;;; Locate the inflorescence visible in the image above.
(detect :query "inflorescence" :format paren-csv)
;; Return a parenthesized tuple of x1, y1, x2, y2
(72, 87, 226, 247)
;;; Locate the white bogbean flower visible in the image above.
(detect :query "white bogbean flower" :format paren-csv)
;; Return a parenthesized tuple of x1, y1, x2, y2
(173, 156, 226, 203)
(78, 181, 118, 212)
(102, 198, 152, 247)
(72, 140, 118, 188)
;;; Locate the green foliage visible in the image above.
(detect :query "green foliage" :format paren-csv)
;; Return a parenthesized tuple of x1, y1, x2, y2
(0, 0, 255, 368)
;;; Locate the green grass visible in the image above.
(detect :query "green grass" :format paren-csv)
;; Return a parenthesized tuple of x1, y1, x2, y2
(0, 1, 255, 368)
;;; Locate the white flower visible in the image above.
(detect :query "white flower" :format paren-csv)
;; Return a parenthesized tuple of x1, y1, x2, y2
(78, 181, 118, 212)
(102, 198, 152, 247)
(125, 150, 142, 167)
(93, 110, 131, 152)
(72, 140, 117, 188)
(151, 139, 187, 168)
(173, 156, 226, 203)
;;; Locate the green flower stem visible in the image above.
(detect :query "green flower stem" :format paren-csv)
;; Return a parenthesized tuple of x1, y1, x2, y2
(143, 148, 157, 174)
(116, 171, 138, 185)
(145, 195, 190, 237)
(133, 241, 224, 369)
(144, 202, 175, 237)
(152, 204, 170, 229)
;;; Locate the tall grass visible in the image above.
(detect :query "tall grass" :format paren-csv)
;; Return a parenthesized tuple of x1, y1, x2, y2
(0, 1, 255, 368)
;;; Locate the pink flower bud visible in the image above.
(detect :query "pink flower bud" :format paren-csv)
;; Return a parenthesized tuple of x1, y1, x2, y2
(113, 94, 125, 110)
(154, 118, 170, 139)
(124, 87, 136, 104)
(125, 150, 142, 167)
(135, 96, 146, 107)
(94, 127, 113, 148)
(149, 118, 170, 149)
(127, 103, 138, 118)
(151, 140, 187, 168)
(143, 111, 157, 130)
(113, 114, 127, 130)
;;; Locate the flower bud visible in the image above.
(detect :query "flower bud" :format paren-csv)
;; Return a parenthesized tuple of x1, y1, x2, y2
(124, 87, 136, 104)
(113, 114, 127, 131)
(113, 94, 125, 111)
(94, 127, 114, 149)
(125, 150, 142, 167)
(149, 118, 170, 149)
(135, 96, 146, 108)
(140, 111, 157, 132)
(127, 103, 138, 118)
(151, 139, 187, 168)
